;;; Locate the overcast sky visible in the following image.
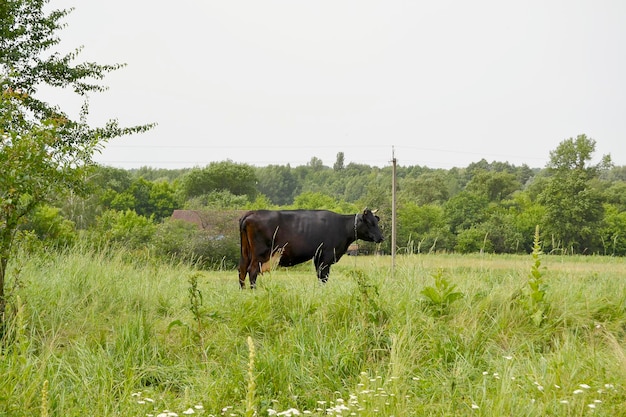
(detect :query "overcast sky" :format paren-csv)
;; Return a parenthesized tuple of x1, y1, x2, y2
(43, 0, 626, 170)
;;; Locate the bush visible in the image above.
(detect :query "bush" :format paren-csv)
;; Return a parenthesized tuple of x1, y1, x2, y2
(90, 210, 156, 249)
(153, 219, 240, 269)
(454, 227, 494, 253)
(19, 205, 77, 248)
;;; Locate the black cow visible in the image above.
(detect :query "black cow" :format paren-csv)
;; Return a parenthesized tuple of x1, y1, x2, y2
(238, 208, 384, 288)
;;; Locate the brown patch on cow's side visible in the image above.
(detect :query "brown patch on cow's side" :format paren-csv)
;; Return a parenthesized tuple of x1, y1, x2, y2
(260, 247, 284, 273)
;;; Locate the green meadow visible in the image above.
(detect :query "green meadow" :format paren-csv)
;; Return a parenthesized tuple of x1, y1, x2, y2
(1, 247, 625, 416)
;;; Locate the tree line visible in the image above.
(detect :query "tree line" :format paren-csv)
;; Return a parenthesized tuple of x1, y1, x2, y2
(23, 135, 623, 262)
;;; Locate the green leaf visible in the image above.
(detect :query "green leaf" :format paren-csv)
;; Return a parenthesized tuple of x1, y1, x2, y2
(420, 286, 442, 304)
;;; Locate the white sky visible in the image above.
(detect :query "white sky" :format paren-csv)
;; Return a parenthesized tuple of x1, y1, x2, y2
(43, 0, 626, 170)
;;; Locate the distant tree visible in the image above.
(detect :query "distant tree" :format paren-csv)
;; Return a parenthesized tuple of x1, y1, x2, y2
(256, 164, 299, 205)
(507, 191, 545, 252)
(466, 159, 491, 175)
(343, 177, 368, 203)
(465, 170, 521, 202)
(131, 166, 189, 182)
(599, 204, 626, 256)
(604, 166, 626, 182)
(399, 171, 450, 205)
(93, 166, 134, 194)
(184, 190, 249, 210)
(443, 191, 489, 234)
(515, 164, 536, 186)
(179, 161, 257, 201)
(292, 191, 337, 210)
(178, 167, 211, 199)
(127, 177, 153, 217)
(455, 227, 494, 254)
(147, 180, 179, 220)
(307, 156, 325, 171)
(101, 177, 177, 221)
(333, 152, 345, 171)
(397, 202, 448, 253)
(481, 208, 524, 253)
(207, 161, 257, 198)
(538, 134, 612, 253)
(1, 1, 152, 322)
(602, 181, 626, 212)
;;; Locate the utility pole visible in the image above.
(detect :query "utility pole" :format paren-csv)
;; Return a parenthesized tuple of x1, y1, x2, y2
(391, 147, 397, 277)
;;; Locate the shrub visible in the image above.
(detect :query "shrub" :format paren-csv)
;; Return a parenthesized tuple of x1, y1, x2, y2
(90, 210, 156, 249)
(153, 219, 240, 269)
(19, 205, 77, 248)
(454, 227, 494, 253)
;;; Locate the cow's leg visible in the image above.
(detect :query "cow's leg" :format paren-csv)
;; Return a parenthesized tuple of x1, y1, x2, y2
(238, 257, 248, 289)
(239, 225, 252, 289)
(249, 261, 261, 289)
(250, 265, 259, 290)
(314, 258, 331, 284)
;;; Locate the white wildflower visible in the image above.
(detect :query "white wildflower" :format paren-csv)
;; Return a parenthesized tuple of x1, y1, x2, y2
(580, 384, 591, 389)
(277, 408, 301, 416)
(156, 412, 178, 417)
(182, 408, 195, 415)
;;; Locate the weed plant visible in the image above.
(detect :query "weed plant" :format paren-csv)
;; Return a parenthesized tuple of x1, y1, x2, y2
(1, 245, 625, 416)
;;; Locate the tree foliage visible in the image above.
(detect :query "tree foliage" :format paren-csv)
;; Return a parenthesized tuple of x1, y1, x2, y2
(179, 161, 257, 201)
(0, 0, 153, 322)
(539, 135, 612, 252)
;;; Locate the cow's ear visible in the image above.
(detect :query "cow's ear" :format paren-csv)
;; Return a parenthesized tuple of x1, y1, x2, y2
(375, 215, 380, 221)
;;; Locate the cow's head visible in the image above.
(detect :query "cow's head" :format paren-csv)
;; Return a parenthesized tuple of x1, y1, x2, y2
(356, 208, 384, 243)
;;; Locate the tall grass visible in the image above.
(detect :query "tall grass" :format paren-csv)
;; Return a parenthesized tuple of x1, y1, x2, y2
(1, 246, 625, 416)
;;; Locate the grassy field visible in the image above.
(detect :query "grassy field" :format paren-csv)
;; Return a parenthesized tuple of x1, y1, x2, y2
(1, 247, 625, 416)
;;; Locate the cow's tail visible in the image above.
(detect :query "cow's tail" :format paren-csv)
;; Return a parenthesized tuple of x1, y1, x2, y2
(238, 212, 252, 288)
(239, 214, 247, 255)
